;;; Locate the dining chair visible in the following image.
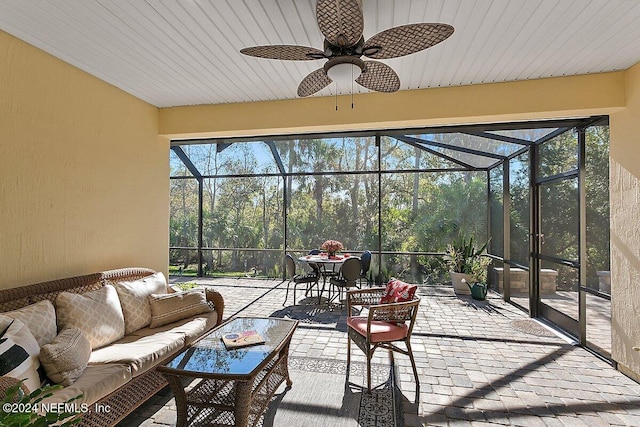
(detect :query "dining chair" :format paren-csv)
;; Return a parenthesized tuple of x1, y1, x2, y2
(359, 250, 372, 286)
(329, 257, 361, 304)
(346, 282, 420, 392)
(284, 254, 319, 306)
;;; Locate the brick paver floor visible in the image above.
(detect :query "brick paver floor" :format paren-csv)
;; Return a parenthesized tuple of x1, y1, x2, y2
(117, 277, 640, 427)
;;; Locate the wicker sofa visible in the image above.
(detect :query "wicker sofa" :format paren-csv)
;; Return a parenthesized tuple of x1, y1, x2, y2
(0, 267, 224, 427)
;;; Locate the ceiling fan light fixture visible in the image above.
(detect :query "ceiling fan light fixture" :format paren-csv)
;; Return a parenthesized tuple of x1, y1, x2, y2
(324, 57, 365, 85)
(327, 62, 361, 84)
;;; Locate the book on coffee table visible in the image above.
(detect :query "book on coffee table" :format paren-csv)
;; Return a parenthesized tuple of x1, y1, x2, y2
(221, 330, 265, 349)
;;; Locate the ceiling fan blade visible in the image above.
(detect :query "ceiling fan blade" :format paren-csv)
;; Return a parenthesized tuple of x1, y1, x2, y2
(363, 23, 454, 59)
(297, 68, 333, 97)
(355, 61, 400, 93)
(316, 0, 363, 47)
(240, 45, 325, 61)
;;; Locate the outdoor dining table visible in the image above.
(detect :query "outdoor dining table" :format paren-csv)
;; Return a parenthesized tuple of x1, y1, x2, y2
(298, 254, 351, 303)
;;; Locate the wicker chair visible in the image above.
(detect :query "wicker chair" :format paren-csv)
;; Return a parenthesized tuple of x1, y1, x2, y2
(346, 287, 420, 392)
(284, 254, 319, 306)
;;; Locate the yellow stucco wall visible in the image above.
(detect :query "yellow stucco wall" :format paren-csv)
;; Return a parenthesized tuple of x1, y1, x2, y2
(610, 62, 640, 381)
(0, 30, 167, 289)
(160, 72, 624, 139)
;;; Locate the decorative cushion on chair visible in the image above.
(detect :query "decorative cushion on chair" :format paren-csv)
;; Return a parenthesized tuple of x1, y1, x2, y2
(380, 277, 417, 303)
(293, 272, 318, 283)
(347, 317, 409, 343)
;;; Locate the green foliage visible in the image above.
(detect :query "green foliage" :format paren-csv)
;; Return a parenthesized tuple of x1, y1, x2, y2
(173, 282, 199, 291)
(0, 380, 82, 426)
(444, 234, 491, 283)
(168, 126, 610, 285)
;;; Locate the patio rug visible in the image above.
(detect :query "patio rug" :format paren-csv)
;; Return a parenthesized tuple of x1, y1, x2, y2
(510, 319, 556, 337)
(261, 356, 401, 427)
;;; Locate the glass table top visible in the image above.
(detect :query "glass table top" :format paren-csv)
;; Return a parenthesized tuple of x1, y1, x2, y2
(162, 317, 297, 377)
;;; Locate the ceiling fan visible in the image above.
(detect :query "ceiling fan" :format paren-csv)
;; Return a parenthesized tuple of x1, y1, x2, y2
(240, 0, 454, 97)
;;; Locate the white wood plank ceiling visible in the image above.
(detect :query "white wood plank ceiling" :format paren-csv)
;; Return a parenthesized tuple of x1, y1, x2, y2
(1, 0, 639, 108)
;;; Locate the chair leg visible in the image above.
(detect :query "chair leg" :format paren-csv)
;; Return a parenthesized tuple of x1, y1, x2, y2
(366, 351, 372, 393)
(347, 335, 351, 367)
(283, 280, 291, 306)
(293, 283, 297, 305)
(406, 340, 419, 387)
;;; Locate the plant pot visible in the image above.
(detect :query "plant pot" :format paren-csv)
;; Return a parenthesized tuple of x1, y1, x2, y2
(450, 271, 473, 295)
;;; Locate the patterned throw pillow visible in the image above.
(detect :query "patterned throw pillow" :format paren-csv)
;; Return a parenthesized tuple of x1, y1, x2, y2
(56, 285, 125, 350)
(2, 300, 57, 347)
(149, 289, 213, 328)
(380, 277, 418, 304)
(0, 316, 45, 392)
(113, 272, 168, 334)
(39, 327, 91, 386)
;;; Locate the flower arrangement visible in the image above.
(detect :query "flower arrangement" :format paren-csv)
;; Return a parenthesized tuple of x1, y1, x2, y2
(321, 239, 344, 254)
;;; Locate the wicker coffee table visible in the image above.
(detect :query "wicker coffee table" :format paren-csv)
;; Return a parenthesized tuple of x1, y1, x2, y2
(158, 317, 298, 427)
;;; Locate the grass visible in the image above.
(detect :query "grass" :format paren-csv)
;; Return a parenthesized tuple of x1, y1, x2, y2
(173, 282, 200, 291)
(170, 265, 277, 279)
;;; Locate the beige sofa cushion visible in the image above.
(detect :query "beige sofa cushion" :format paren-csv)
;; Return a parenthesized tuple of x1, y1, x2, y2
(39, 363, 132, 406)
(39, 327, 91, 386)
(113, 272, 168, 334)
(131, 310, 218, 346)
(56, 285, 125, 350)
(148, 289, 212, 328)
(2, 300, 57, 347)
(89, 331, 185, 376)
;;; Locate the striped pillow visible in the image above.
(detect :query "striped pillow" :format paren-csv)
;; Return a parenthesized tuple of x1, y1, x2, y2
(148, 289, 212, 328)
(0, 316, 46, 392)
(39, 327, 91, 386)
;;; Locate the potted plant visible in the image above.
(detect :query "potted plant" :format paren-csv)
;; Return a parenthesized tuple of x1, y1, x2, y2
(0, 379, 82, 426)
(444, 234, 491, 296)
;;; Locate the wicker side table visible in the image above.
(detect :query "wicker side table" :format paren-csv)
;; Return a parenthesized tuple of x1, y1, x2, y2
(158, 317, 298, 427)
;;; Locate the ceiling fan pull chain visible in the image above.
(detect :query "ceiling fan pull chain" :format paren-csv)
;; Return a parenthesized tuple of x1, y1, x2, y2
(335, 83, 338, 111)
(351, 67, 354, 109)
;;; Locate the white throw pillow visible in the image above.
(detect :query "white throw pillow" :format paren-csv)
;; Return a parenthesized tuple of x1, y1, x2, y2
(56, 285, 125, 350)
(0, 316, 45, 392)
(113, 272, 168, 334)
(2, 300, 57, 347)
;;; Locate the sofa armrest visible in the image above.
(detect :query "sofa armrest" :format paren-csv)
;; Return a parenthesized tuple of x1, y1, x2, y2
(205, 288, 224, 325)
(0, 376, 29, 401)
(167, 285, 224, 325)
